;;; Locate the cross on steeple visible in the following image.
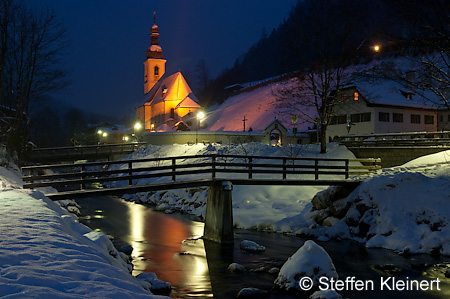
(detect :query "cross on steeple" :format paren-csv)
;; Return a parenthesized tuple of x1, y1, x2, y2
(153, 11, 156, 24)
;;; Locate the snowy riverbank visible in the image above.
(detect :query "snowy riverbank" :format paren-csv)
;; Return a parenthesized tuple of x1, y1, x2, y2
(0, 164, 169, 298)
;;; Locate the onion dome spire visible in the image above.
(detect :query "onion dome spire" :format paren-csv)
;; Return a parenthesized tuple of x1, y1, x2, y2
(146, 11, 163, 59)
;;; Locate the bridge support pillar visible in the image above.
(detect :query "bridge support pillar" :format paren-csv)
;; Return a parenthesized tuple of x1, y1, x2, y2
(203, 181, 234, 245)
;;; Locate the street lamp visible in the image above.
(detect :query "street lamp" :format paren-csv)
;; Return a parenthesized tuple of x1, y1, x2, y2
(134, 122, 142, 142)
(196, 112, 205, 144)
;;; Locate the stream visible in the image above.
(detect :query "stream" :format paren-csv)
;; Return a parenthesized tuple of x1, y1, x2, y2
(76, 195, 450, 298)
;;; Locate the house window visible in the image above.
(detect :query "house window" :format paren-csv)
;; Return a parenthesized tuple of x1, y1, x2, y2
(393, 113, 403, 123)
(379, 112, 389, 122)
(350, 113, 361, 123)
(425, 115, 434, 124)
(330, 114, 347, 125)
(353, 92, 359, 101)
(361, 112, 371, 122)
(411, 114, 421, 124)
(337, 115, 346, 124)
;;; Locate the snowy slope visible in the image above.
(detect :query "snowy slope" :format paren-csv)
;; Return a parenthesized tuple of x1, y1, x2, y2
(204, 78, 315, 133)
(0, 166, 167, 298)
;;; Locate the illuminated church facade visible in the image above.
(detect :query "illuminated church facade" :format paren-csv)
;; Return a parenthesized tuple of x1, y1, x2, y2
(136, 19, 201, 131)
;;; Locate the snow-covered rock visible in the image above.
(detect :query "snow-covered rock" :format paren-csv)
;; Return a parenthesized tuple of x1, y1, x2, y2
(136, 272, 172, 295)
(236, 287, 269, 298)
(228, 262, 246, 273)
(240, 240, 266, 252)
(309, 289, 343, 299)
(274, 240, 338, 291)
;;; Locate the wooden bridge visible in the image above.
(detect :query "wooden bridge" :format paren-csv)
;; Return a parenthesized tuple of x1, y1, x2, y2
(23, 142, 147, 163)
(22, 154, 381, 244)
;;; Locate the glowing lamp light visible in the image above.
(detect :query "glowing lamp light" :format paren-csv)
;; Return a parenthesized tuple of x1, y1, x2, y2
(97, 130, 102, 135)
(197, 112, 205, 120)
(373, 45, 380, 52)
(134, 122, 142, 130)
(102, 132, 108, 137)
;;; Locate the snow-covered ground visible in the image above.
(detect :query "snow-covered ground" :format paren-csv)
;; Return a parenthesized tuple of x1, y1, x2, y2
(0, 164, 168, 298)
(1, 141, 449, 297)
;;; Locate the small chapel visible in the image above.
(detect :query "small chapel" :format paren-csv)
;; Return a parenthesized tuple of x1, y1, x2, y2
(136, 17, 202, 131)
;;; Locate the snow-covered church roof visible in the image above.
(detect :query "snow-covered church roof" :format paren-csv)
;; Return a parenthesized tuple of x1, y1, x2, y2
(144, 72, 200, 108)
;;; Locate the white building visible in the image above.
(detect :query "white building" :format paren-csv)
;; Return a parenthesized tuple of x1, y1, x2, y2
(327, 78, 439, 141)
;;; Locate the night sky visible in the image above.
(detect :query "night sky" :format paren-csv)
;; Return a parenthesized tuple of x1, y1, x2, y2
(26, 0, 294, 118)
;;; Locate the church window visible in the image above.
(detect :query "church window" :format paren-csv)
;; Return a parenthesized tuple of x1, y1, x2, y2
(154, 66, 159, 79)
(144, 64, 148, 83)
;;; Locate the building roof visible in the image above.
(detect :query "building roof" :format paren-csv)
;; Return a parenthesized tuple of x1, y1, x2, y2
(352, 75, 438, 110)
(144, 72, 200, 106)
(176, 96, 201, 109)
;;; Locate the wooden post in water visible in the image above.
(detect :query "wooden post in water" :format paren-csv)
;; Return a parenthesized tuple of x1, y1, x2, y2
(203, 180, 234, 245)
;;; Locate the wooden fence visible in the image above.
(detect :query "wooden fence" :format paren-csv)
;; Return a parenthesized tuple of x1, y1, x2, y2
(22, 154, 381, 190)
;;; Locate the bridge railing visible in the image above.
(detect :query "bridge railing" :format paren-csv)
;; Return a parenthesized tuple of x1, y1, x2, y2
(23, 142, 147, 162)
(339, 131, 450, 147)
(22, 154, 381, 190)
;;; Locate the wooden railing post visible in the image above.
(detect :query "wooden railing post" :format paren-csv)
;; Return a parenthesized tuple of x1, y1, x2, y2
(248, 157, 253, 179)
(128, 161, 133, 185)
(345, 160, 349, 179)
(212, 155, 216, 179)
(80, 165, 85, 190)
(314, 159, 319, 180)
(282, 157, 287, 179)
(172, 158, 176, 182)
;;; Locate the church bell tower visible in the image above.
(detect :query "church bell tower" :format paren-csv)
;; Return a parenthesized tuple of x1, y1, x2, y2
(144, 12, 166, 94)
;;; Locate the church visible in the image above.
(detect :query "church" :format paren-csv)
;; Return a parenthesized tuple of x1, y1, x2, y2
(136, 18, 202, 131)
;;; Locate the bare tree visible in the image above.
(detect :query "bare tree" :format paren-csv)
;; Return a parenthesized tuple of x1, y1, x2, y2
(274, 0, 367, 154)
(1, 0, 67, 158)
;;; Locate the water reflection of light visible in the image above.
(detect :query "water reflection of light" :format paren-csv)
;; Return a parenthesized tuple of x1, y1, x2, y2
(124, 201, 213, 296)
(128, 203, 144, 240)
(127, 203, 146, 264)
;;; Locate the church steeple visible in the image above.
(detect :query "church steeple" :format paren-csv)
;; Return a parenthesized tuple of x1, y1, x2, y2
(143, 11, 166, 94)
(146, 12, 163, 59)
